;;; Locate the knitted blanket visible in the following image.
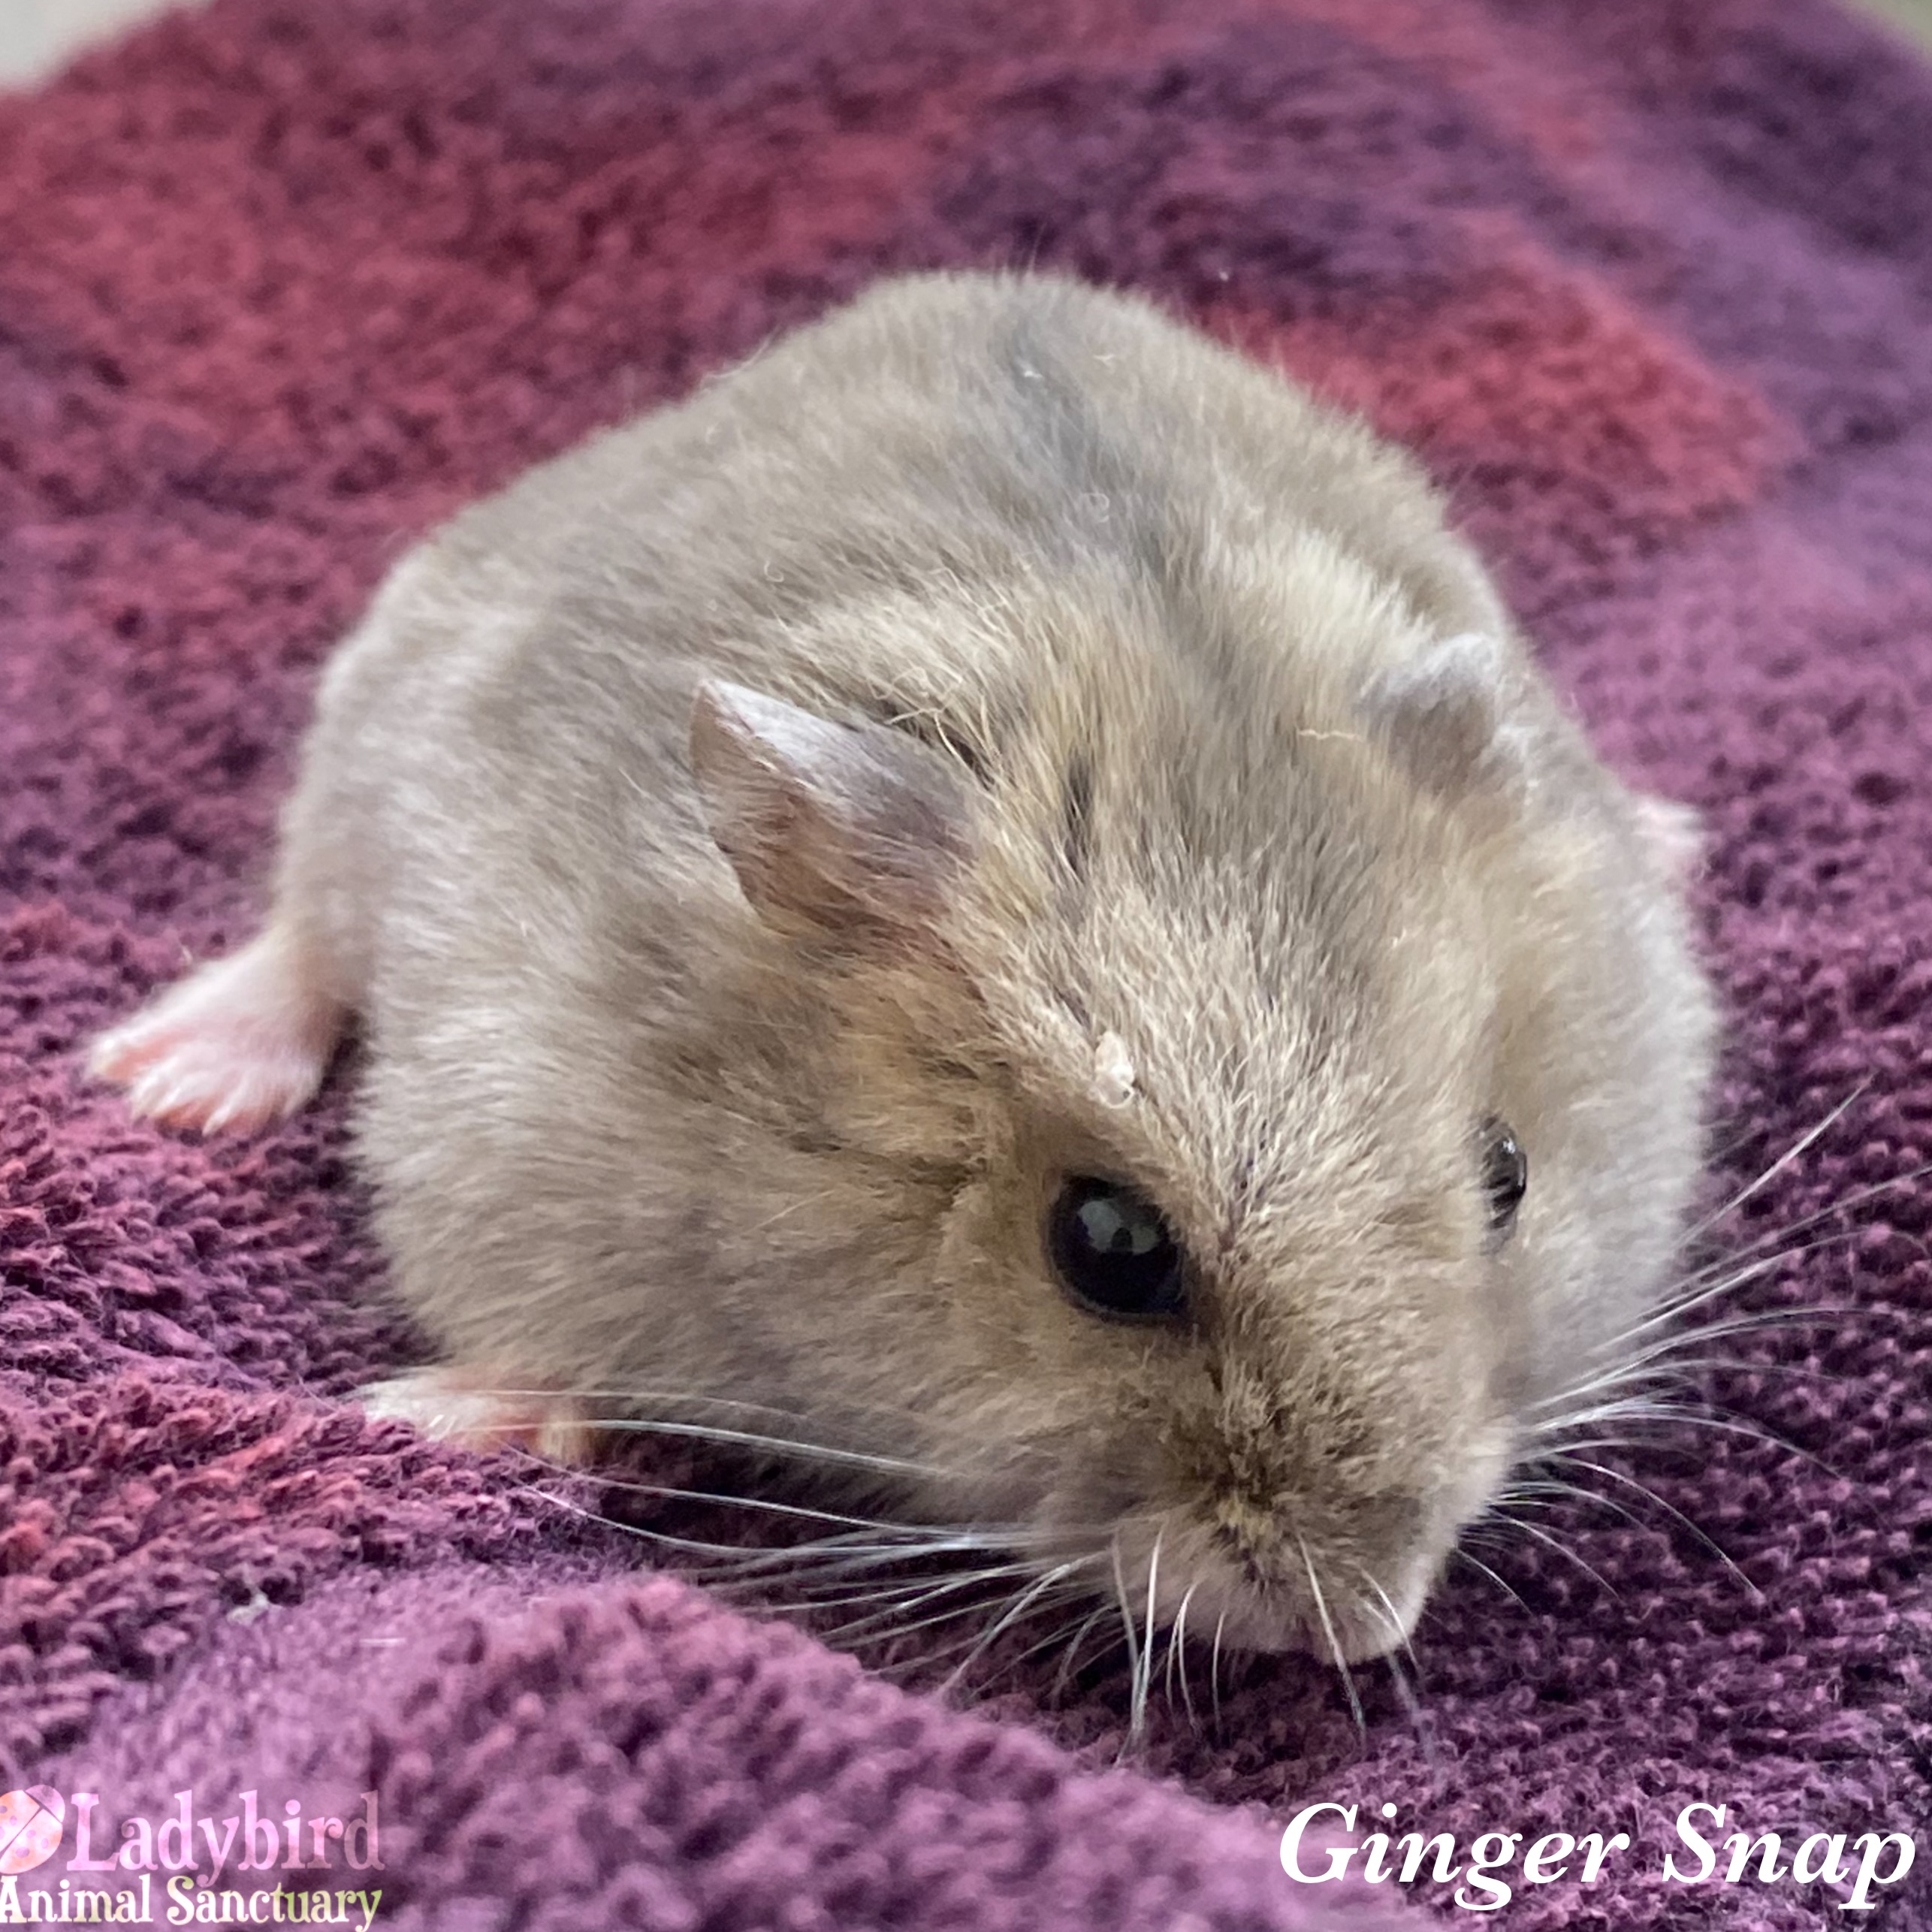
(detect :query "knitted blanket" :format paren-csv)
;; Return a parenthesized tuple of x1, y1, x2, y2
(2, 0, 1928, 1926)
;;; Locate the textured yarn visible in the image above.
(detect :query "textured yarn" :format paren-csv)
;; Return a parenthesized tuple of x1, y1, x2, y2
(2, 0, 1930, 1927)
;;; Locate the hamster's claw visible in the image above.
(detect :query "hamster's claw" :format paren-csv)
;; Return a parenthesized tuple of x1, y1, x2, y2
(89, 928, 340, 1136)
(357, 1368, 594, 1465)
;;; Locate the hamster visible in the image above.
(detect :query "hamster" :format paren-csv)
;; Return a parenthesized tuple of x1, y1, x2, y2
(89, 271, 1716, 1662)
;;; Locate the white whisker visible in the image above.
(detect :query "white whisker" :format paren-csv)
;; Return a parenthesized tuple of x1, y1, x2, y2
(1450, 1543, 1529, 1612)
(1050, 1601, 1117, 1704)
(1169, 1582, 1200, 1733)
(1552, 1456, 1761, 1599)
(940, 1561, 1090, 1693)
(1350, 1565, 1416, 1671)
(1108, 1532, 1142, 1746)
(574, 1414, 942, 1480)
(1297, 1533, 1364, 1734)
(1494, 1513, 1620, 1598)
(820, 1567, 1041, 1647)
(1678, 1086, 1864, 1246)
(1209, 1607, 1228, 1738)
(1132, 1530, 1164, 1744)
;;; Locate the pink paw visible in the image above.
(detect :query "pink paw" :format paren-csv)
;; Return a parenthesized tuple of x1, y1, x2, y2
(89, 931, 340, 1136)
(358, 1369, 593, 1463)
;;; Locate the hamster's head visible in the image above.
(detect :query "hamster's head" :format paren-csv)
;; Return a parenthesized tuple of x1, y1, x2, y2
(687, 624, 1713, 1661)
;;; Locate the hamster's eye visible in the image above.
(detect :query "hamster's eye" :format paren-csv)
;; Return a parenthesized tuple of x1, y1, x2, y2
(1480, 1116, 1528, 1236)
(1047, 1177, 1186, 1321)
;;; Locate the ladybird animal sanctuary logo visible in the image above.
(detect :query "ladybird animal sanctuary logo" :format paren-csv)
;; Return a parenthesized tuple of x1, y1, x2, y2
(0, 1792, 64, 1876)
(0, 1789, 382, 1926)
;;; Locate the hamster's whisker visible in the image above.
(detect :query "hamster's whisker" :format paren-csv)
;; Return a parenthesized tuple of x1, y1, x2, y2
(454, 1383, 901, 1424)
(1525, 1390, 1756, 1443)
(813, 1555, 1046, 1611)
(737, 1577, 967, 1616)
(1544, 1455, 1761, 1598)
(1167, 1581, 1201, 1733)
(533, 1497, 1027, 1605)
(1375, 1641, 1444, 1779)
(1379, 1650, 1423, 1737)
(1519, 1116, 1924, 1478)
(1493, 1472, 1700, 1576)
(817, 1577, 1091, 1663)
(1567, 1287, 1859, 1381)
(1295, 1533, 1364, 1734)
(1209, 1608, 1228, 1739)
(1695, 1087, 1865, 1177)
(449, 1381, 954, 1463)
(445, 1382, 955, 1482)
(1661, 1155, 1932, 1306)
(973, 1587, 1115, 1694)
(517, 1483, 806, 1563)
(1547, 1278, 1850, 1405)
(854, 1573, 1086, 1657)
(1523, 1321, 1838, 1430)
(1561, 1353, 1846, 1390)
(1161, 1589, 1179, 1712)
(737, 1188, 857, 1238)
(821, 1594, 1004, 1651)
(753, 1562, 1044, 1615)
(939, 1560, 1091, 1693)
(816, 1565, 1049, 1646)
(521, 1447, 1154, 1698)
(569, 1467, 971, 1538)
(1348, 1563, 1417, 1671)
(1048, 1601, 1119, 1705)
(1108, 1534, 1142, 1747)
(1676, 1203, 1888, 1286)
(1447, 1544, 1530, 1613)
(1677, 1085, 1865, 1247)
(1488, 1512, 1620, 1599)
(1348, 1577, 1416, 1719)
(1497, 1476, 1654, 1535)
(992, 1598, 1088, 1677)
(693, 1532, 1028, 1578)
(714, 1539, 1019, 1592)
(567, 1414, 946, 1481)
(770, 1547, 1039, 1593)
(1610, 1245, 1838, 1345)
(1133, 1530, 1164, 1746)
(889, 1592, 1084, 1685)
(522, 1477, 1073, 1608)
(1529, 1402, 1836, 1476)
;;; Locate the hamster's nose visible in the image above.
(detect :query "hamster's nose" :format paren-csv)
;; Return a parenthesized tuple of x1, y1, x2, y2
(1182, 1511, 1439, 1660)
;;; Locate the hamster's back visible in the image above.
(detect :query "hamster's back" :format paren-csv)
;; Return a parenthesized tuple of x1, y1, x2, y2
(293, 270, 1511, 1004)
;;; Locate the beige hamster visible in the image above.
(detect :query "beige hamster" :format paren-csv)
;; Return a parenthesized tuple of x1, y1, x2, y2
(89, 270, 1716, 1662)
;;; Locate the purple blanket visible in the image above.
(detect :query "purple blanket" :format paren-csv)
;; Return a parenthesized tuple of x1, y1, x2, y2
(2, 0, 1929, 1925)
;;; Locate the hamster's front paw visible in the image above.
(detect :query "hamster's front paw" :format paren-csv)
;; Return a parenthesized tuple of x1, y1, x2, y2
(357, 1366, 593, 1464)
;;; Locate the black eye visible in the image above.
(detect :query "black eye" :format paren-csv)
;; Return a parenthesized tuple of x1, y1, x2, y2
(1047, 1177, 1187, 1321)
(1480, 1116, 1528, 1236)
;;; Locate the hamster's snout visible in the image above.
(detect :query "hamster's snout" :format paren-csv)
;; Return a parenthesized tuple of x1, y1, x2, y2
(1108, 1510, 1444, 1663)
(1100, 1418, 1514, 1662)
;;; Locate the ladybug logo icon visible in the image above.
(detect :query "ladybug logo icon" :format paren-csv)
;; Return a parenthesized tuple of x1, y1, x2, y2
(0, 1788, 65, 1874)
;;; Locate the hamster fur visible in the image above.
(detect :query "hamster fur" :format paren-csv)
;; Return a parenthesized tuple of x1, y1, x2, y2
(90, 271, 1716, 1661)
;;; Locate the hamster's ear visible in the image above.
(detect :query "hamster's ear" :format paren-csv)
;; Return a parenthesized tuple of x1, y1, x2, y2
(1360, 632, 1526, 800)
(1631, 792, 1704, 882)
(690, 679, 973, 942)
